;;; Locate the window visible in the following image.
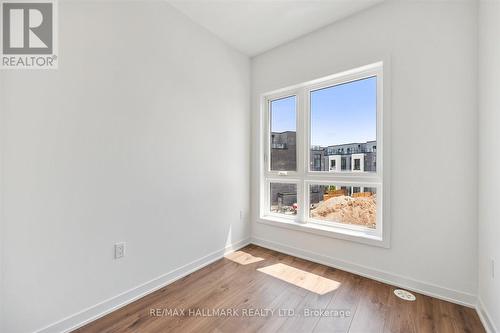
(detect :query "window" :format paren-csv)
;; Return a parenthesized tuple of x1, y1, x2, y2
(310, 185, 376, 229)
(341, 157, 347, 170)
(269, 183, 297, 216)
(353, 158, 361, 171)
(270, 96, 296, 171)
(313, 154, 322, 171)
(261, 63, 385, 245)
(310, 76, 377, 173)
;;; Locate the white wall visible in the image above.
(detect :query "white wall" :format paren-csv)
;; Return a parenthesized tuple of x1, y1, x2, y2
(251, 0, 478, 304)
(478, 0, 500, 331)
(0, 52, 6, 333)
(0, 2, 250, 332)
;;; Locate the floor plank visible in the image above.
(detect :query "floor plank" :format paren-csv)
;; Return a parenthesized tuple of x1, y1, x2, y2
(75, 245, 485, 333)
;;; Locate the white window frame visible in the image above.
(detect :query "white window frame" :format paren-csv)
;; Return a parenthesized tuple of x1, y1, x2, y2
(259, 62, 390, 248)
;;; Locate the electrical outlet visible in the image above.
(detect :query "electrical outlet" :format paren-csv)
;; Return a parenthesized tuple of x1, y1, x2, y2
(114, 242, 125, 259)
(492, 259, 495, 279)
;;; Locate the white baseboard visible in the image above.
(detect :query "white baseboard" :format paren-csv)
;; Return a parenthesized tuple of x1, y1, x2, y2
(250, 236, 477, 308)
(35, 238, 251, 333)
(34, 236, 485, 333)
(476, 297, 498, 333)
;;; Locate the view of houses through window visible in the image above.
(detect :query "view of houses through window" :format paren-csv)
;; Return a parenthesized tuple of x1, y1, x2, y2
(270, 96, 296, 171)
(266, 71, 381, 232)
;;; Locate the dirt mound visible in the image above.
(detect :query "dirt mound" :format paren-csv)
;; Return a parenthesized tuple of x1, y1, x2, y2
(310, 195, 376, 228)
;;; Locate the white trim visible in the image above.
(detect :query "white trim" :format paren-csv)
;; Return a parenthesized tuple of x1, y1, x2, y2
(250, 236, 477, 308)
(31, 236, 486, 333)
(34, 238, 251, 333)
(476, 297, 498, 333)
(263, 92, 300, 178)
(259, 61, 391, 247)
(304, 65, 383, 180)
(257, 216, 386, 248)
(262, 62, 384, 97)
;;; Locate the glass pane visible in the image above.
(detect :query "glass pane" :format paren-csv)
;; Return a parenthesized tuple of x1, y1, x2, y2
(270, 96, 296, 171)
(309, 184, 377, 229)
(310, 77, 377, 173)
(270, 183, 297, 216)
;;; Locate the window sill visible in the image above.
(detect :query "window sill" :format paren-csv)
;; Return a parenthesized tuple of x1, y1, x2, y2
(257, 216, 389, 248)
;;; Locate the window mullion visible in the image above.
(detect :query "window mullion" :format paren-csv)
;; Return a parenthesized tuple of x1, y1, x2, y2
(260, 62, 385, 245)
(298, 87, 308, 223)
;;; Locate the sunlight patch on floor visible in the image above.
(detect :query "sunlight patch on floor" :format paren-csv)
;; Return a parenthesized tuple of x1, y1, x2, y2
(257, 263, 341, 295)
(225, 251, 265, 265)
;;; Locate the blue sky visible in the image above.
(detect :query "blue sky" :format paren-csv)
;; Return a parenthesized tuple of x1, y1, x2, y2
(271, 77, 377, 146)
(271, 96, 296, 132)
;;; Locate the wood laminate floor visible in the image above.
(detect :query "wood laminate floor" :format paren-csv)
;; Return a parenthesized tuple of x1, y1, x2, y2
(75, 244, 484, 333)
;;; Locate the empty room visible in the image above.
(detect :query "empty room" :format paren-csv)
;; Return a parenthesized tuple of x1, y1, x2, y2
(0, 0, 499, 332)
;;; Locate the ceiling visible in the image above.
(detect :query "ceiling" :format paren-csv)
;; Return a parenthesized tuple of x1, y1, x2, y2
(167, 0, 383, 56)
